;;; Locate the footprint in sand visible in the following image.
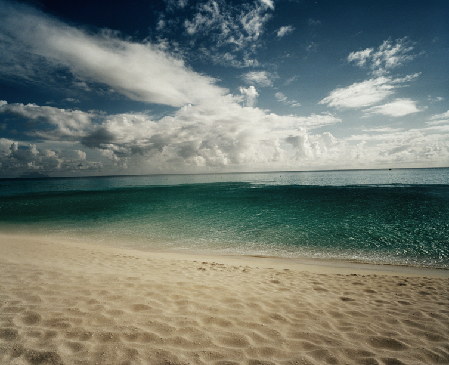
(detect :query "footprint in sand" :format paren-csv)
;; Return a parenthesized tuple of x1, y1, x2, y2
(130, 303, 151, 312)
(367, 336, 408, 350)
(20, 311, 41, 325)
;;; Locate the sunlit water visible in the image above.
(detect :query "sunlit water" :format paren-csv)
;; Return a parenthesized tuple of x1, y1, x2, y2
(1, 168, 448, 268)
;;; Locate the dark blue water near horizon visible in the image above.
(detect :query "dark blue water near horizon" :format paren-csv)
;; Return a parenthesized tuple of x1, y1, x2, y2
(1, 168, 448, 268)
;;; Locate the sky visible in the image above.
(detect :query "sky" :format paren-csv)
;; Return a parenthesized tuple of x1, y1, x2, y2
(0, 0, 448, 177)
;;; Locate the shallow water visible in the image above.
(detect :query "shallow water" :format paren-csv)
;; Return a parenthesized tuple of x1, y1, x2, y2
(1, 168, 448, 268)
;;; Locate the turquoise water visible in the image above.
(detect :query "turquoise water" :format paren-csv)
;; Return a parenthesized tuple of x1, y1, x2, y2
(1, 168, 448, 268)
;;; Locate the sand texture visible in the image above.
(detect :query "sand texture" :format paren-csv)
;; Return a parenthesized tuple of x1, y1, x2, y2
(1, 233, 449, 365)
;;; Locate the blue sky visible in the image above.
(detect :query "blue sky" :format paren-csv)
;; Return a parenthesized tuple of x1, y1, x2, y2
(0, 0, 448, 177)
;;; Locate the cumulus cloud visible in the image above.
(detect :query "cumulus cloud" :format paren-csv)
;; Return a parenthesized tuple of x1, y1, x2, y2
(240, 86, 259, 107)
(2, 100, 447, 175)
(0, 101, 94, 140)
(276, 26, 294, 37)
(285, 130, 341, 160)
(346, 127, 449, 166)
(348, 37, 417, 75)
(0, 96, 346, 175)
(0, 1, 226, 107)
(0, 138, 102, 177)
(89, 105, 342, 171)
(364, 98, 423, 117)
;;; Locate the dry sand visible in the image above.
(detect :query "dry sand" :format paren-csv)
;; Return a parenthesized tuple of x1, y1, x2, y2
(1, 232, 448, 365)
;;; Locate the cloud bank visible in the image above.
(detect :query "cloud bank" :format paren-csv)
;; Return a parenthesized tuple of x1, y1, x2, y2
(2, 96, 447, 177)
(0, 98, 346, 175)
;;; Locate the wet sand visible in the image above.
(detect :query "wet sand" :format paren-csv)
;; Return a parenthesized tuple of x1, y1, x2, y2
(1, 232, 448, 365)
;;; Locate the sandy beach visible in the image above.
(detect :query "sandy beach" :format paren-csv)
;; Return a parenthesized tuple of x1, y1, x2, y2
(1, 232, 448, 365)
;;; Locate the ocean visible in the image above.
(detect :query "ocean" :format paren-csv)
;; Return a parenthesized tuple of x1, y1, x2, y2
(1, 168, 448, 269)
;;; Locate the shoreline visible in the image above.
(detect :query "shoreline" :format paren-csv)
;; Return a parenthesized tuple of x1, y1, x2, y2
(1, 227, 448, 276)
(1, 232, 448, 364)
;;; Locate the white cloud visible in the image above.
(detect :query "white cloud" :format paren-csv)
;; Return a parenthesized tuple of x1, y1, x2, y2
(362, 127, 403, 133)
(0, 1, 227, 107)
(347, 48, 373, 67)
(427, 110, 449, 126)
(275, 92, 300, 107)
(294, 113, 341, 128)
(430, 110, 449, 121)
(320, 74, 420, 109)
(240, 86, 259, 107)
(0, 138, 101, 177)
(348, 38, 417, 75)
(326, 39, 422, 111)
(90, 105, 342, 172)
(64, 98, 80, 103)
(275, 92, 287, 102)
(424, 124, 449, 132)
(427, 96, 444, 103)
(183, 0, 272, 46)
(320, 77, 395, 108)
(0, 97, 346, 175)
(285, 130, 342, 160)
(2, 100, 448, 175)
(276, 26, 294, 37)
(75, 150, 87, 160)
(260, 0, 274, 10)
(344, 128, 449, 167)
(0, 102, 94, 140)
(364, 98, 423, 117)
(242, 71, 273, 87)
(240, 8, 272, 42)
(180, 0, 273, 66)
(184, 1, 220, 35)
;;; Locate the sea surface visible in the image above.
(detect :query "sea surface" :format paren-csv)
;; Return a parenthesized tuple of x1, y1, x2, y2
(1, 168, 448, 268)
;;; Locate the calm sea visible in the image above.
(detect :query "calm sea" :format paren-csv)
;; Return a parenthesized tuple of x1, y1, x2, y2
(1, 168, 448, 268)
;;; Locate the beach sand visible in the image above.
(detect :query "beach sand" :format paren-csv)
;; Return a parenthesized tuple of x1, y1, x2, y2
(1, 233, 448, 365)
